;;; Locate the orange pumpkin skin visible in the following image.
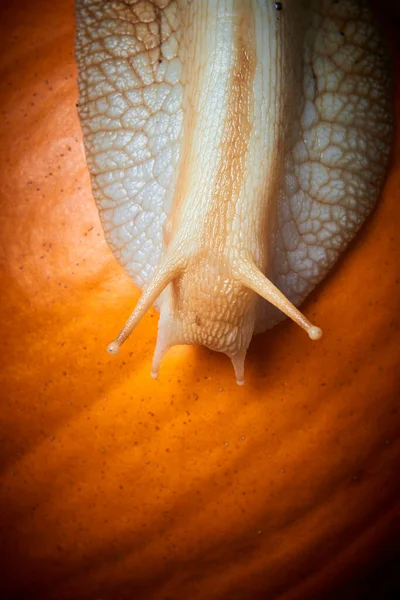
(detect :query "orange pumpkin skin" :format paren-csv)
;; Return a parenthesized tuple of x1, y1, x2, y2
(0, 1, 399, 599)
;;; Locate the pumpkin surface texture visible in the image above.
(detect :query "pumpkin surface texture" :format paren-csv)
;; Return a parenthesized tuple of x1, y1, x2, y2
(0, 1, 400, 600)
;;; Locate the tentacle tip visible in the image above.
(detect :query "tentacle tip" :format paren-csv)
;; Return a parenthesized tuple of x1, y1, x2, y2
(150, 371, 159, 380)
(107, 341, 121, 355)
(308, 326, 322, 341)
(230, 353, 246, 387)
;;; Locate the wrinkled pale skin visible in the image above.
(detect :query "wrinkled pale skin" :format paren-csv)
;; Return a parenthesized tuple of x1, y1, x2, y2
(76, 0, 392, 383)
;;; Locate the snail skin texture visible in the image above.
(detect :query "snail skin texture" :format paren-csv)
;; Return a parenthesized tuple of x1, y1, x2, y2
(75, 0, 392, 384)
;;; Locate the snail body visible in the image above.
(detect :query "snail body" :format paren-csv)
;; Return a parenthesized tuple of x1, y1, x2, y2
(76, 0, 392, 382)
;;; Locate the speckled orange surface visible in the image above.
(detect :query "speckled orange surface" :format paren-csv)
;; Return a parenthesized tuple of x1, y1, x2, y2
(0, 1, 399, 599)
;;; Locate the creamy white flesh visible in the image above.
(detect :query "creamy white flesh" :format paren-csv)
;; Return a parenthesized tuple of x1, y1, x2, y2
(76, 0, 392, 383)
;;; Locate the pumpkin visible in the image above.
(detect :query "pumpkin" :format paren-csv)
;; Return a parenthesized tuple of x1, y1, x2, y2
(0, 0, 399, 599)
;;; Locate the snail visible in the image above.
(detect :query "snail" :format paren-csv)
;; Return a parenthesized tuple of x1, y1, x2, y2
(75, 0, 392, 384)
